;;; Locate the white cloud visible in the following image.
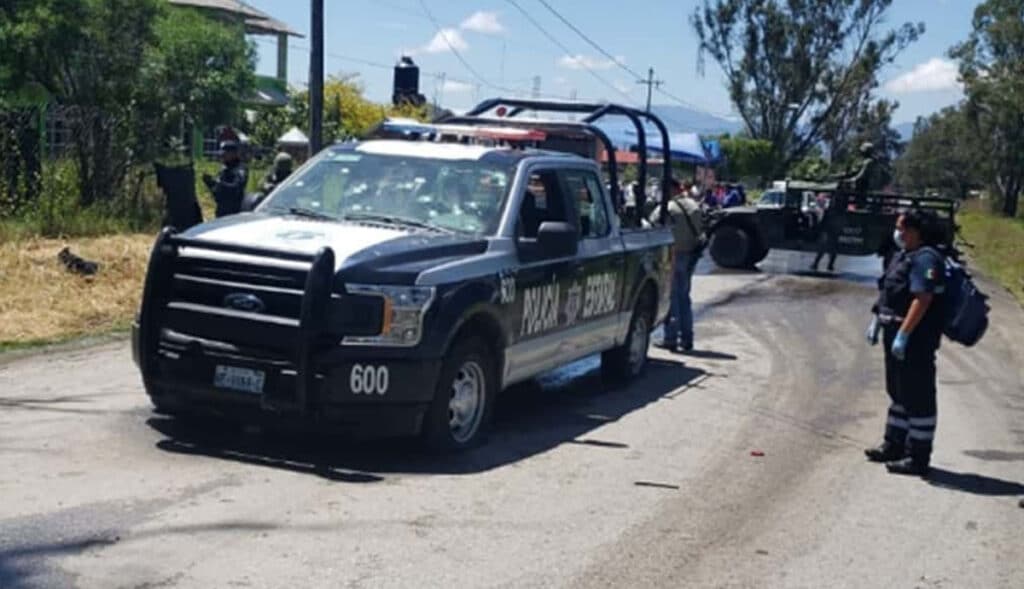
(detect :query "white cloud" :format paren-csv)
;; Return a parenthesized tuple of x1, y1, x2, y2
(421, 28, 469, 54)
(558, 54, 625, 71)
(441, 79, 474, 94)
(884, 58, 962, 94)
(612, 80, 634, 96)
(460, 11, 504, 34)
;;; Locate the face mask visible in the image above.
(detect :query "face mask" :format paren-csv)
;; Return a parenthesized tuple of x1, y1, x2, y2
(893, 229, 906, 250)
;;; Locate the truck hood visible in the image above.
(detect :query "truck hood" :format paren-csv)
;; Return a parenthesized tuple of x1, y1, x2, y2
(181, 213, 488, 284)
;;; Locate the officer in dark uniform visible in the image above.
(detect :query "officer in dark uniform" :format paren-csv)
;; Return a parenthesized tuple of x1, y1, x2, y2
(260, 151, 294, 195)
(865, 209, 945, 476)
(202, 141, 248, 217)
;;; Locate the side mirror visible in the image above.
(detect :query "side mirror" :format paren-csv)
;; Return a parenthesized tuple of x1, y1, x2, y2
(536, 221, 578, 258)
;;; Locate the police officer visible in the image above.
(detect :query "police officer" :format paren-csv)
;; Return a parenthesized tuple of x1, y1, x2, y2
(260, 151, 294, 195)
(865, 209, 945, 476)
(202, 141, 248, 217)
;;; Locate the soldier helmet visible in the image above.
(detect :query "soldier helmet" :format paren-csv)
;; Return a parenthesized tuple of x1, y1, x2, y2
(859, 142, 875, 156)
(273, 152, 293, 167)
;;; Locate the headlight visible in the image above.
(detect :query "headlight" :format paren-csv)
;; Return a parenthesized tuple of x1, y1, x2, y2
(342, 284, 436, 347)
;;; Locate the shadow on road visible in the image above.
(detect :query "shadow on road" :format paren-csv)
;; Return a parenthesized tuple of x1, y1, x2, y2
(0, 517, 325, 589)
(148, 355, 706, 481)
(679, 349, 738, 361)
(927, 468, 1024, 497)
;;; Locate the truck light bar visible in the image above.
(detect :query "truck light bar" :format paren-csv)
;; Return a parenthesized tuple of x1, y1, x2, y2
(377, 120, 547, 142)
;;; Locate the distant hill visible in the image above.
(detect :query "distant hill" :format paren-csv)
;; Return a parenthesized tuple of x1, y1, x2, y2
(650, 105, 744, 136)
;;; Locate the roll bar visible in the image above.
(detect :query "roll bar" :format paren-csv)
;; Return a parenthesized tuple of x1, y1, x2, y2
(451, 98, 674, 226)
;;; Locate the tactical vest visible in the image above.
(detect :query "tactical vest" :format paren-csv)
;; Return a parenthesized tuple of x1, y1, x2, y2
(876, 249, 944, 344)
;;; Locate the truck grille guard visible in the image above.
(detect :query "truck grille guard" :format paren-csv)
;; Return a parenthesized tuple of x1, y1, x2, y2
(138, 228, 336, 415)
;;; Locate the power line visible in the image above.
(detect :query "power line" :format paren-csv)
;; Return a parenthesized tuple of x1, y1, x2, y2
(531, 0, 734, 119)
(534, 0, 643, 81)
(503, 0, 642, 109)
(252, 37, 480, 89)
(416, 0, 519, 96)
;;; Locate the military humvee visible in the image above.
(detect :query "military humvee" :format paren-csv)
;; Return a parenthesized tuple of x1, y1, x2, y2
(705, 181, 958, 269)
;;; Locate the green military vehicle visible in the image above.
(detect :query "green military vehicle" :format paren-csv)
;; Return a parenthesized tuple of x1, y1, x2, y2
(705, 180, 958, 269)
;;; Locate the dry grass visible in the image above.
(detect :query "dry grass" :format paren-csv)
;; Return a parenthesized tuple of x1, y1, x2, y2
(0, 233, 154, 348)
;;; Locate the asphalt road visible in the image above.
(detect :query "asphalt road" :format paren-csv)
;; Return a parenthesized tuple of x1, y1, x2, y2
(2, 252, 1023, 589)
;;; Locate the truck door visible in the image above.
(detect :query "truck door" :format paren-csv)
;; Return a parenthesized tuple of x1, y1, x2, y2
(503, 167, 579, 383)
(558, 168, 625, 356)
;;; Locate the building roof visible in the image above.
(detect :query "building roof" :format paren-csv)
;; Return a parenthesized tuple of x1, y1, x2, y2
(278, 127, 309, 146)
(168, 0, 303, 37)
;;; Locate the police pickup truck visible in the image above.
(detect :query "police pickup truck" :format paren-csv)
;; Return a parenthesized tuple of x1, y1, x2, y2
(133, 99, 676, 450)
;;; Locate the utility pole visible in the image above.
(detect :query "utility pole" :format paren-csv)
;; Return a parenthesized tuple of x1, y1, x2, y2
(436, 73, 447, 109)
(637, 67, 663, 113)
(309, 0, 324, 155)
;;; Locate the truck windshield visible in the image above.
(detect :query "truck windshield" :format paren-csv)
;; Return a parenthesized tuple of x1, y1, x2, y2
(260, 150, 513, 235)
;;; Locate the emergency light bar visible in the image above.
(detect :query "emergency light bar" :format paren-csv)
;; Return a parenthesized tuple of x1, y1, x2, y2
(376, 119, 547, 143)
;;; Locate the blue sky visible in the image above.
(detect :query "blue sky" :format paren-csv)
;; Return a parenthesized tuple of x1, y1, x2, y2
(245, 0, 975, 124)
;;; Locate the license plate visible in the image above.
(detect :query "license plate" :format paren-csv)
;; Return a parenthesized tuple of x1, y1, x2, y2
(213, 365, 265, 395)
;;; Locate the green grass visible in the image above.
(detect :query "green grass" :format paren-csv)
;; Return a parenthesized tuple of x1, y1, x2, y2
(958, 207, 1024, 304)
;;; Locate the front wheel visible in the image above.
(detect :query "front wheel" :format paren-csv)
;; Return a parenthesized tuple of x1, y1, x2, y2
(423, 336, 497, 451)
(747, 243, 770, 266)
(710, 225, 753, 269)
(602, 295, 653, 383)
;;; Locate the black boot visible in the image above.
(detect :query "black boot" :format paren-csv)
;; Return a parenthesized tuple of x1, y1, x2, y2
(886, 456, 930, 476)
(865, 442, 905, 463)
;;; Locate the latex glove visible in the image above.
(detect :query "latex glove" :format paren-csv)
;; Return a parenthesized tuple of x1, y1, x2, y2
(891, 330, 910, 361)
(866, 316, 880, 346)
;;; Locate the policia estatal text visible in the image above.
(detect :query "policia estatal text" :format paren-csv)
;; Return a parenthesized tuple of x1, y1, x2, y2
(865, 209, 945, 476)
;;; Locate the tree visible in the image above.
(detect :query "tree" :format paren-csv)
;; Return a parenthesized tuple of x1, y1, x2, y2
(246, 76, 430, 151)
(51, 0, 163, 207)
(691, 0, 923, 178)
(950, 0, 1024, 217)
(718, 135, 773, 181)
(827, 98, 903, 171)
(0, 0, 88, 207)
(143, 7, 256, 150)
(895, 106, 982, 200)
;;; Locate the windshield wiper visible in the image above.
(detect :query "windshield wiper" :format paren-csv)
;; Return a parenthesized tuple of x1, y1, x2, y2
(342, 212, 454, 234)
(285, 207, 336, 221)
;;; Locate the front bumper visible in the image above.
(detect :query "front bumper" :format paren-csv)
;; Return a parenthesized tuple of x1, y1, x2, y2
(132, 232, 443, 438)
(139, 327, 443, 437)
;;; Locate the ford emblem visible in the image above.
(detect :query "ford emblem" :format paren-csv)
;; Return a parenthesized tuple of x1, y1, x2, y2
(224, 293, 265, 313)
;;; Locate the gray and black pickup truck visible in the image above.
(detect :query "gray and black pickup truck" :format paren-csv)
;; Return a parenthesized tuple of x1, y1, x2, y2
(133, 99, 676, 450)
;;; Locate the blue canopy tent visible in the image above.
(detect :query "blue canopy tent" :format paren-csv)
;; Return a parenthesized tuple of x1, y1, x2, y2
(594, 120, 719, 166)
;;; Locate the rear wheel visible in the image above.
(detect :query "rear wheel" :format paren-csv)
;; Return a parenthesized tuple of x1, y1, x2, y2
(423, 336, 497, 451)
(710, 225, 753, 269)
(602, 293, 653, 383)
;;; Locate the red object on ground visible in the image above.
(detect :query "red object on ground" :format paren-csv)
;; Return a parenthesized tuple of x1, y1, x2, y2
(750, 450, 765, 457)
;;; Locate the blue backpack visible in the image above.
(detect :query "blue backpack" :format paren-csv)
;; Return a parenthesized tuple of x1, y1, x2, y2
(941, 256, 989, 347)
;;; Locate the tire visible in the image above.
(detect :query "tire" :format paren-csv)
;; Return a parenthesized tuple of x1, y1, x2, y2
(602, 293, 653, 383)
(747, 242, 770, 266)
(710, 225, 753, 269)
(423, 336, 497, 452)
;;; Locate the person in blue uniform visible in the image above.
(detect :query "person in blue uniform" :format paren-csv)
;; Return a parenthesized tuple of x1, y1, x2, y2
(865, 209, 945, 476)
